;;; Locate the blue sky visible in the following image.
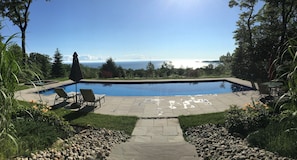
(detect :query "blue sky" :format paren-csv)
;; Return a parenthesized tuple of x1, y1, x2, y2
(1, 0, 241, 62)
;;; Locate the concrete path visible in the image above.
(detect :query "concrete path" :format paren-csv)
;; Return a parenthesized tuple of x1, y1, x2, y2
(108, 118, 199, 160)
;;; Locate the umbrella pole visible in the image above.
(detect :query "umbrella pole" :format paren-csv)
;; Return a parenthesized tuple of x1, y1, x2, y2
(75, 82, 78, 103)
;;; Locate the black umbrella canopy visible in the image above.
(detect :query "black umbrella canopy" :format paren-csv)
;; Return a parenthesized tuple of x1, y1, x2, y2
(69, 52, 83, 105)
(69, 52, 83, 82)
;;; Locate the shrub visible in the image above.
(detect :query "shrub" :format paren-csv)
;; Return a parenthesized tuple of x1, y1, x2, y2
(11, 102, 74, 157)
(14, 119, 66, 156)
(247, 112, 297, 158)
(20, 100, 74, 134)
(225, 102, 270, 137)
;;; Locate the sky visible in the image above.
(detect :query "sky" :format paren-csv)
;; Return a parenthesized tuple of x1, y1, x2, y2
(1, 0, 241, 62)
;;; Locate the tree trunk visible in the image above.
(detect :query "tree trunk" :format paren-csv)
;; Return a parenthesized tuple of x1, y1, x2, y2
(21, 29, 27, 65)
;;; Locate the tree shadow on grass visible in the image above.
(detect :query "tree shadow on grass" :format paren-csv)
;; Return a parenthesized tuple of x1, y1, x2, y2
(62, 105, 95, 122)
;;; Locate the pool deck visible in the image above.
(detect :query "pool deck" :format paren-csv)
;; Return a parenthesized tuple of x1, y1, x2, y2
(15, 77, 259, 118)
(15, 77, 260, 160)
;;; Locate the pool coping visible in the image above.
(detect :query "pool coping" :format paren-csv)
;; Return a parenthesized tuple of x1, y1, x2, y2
(21, 77, 256, 93)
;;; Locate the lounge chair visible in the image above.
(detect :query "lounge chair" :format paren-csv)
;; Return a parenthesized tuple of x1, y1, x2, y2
(54, 87, 75, 104)
(80, 89, 105, 107)
(257, 84, 274, 103)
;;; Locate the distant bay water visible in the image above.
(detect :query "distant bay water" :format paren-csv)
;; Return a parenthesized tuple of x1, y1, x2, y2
(78, 60, 220, 70)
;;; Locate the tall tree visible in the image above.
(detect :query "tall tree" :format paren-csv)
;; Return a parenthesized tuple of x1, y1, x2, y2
(0, 0, 49, 65)
(257, 0, 297, 79)
(229, 0, 259, 81)
(51, 48, 64, 78)
(229, 0, 297, 81)
(0, 0, 32, 65)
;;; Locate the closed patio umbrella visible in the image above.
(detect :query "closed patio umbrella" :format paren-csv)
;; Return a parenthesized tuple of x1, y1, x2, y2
(69, 52, 83, 104)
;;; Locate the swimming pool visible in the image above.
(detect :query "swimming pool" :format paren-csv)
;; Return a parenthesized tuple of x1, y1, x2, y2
(40, 80, 254, 96)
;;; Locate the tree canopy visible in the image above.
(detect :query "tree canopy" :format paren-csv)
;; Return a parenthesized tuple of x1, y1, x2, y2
(0, 0, 32, 64)
(229, 0, 297, 82)
(51, 48, 65, 78)
(0, 0, 49, 65)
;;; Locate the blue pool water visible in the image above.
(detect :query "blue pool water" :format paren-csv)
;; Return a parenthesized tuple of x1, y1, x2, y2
(40, 81, 254, 96)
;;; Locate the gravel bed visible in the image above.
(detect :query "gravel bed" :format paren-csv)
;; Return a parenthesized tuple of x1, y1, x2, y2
(16, 127, 130, 160)
(185, 124, 294, 160)
(15, 124, 295, 160)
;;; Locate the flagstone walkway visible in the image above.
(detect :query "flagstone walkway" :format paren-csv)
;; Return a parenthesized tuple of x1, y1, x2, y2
(107, 118, 199, 160)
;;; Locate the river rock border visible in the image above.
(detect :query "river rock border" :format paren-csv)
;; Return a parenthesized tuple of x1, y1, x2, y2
(16, 127, 130, 160)
(184, 123, 294, 160)
(16, 124, 295, 160)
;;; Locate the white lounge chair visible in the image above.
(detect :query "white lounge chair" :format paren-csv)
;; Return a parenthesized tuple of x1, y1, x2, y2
(80, 89, 105, 107)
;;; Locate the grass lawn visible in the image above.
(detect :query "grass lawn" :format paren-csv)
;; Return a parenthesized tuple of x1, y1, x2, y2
(178, 112, 225, 131)
(18, 101, 138, 135)
(53, 108, 138, 135)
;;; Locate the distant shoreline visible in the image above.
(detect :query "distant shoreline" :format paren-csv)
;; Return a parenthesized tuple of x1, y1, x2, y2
(65, 59, 221, 70)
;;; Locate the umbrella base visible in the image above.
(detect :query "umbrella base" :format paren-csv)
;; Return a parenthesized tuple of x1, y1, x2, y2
(70, 102, 81, 109)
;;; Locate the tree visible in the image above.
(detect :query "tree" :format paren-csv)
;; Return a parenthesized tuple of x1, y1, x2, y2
(146, 61, 155, 78)
(7, 43, 23, 65)
(159, 61, 174, 77)
(229, 0, 259, 81)
(0, 0, 32, 64)
(29, 52, 51, 79)
(51, 48, 64, 78)
(117, 66, 126, 78)
(0, 0, 49, 65)
(100, 58, 118, 78)
(229, 0, 297, 82)
(257, 0, 297, 79)
(219, 52, 233, 74)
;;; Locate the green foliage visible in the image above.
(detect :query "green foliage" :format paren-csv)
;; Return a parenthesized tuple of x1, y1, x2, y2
(51, 48, 65, 78)
(11, 106, 74, 157)
(229, 0, 297, 82)
(274, 38, 297, 111)
(146, 61, 155, 78)
(14, 119, 65, 156)
(100, 58, 119, 78)
(81, 64, 99, 79)
(247, 113, 297, 158)
(0, 34, 21, 158)
(0, 0, 33, 59)
(14, 104, 74, 136)
(7, 43, 24, 66)
(219, 52, 232, 75)
(158, 61, 174, 77)
(29, 52, 52, 79)
(0, 137, 18, 160)
(178, 112, 225, 131)
(225, 103, 270, 137)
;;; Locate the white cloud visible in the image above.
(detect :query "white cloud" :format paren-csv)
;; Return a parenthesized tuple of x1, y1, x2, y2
(63, 54, 103, 62)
